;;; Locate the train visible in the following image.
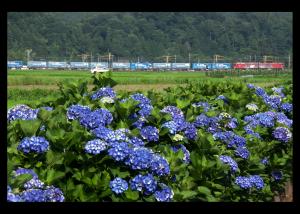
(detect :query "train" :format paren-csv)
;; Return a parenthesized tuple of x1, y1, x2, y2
(7, 60, 285, 71)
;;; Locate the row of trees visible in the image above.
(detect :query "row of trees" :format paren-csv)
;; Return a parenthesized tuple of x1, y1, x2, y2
(7, 12, 292, 62)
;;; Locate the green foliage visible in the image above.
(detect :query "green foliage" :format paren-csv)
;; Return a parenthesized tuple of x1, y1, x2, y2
(7, 71, 293, 202)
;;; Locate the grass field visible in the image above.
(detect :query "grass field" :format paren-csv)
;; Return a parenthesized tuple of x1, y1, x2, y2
(7, 69, 292, 109)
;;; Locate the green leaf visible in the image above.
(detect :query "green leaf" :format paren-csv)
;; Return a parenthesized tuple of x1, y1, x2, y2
(198, 186, 212, 196)
(176, 99, 190, 109)
(19, 120, 41, 136)
(180, 190, 198, 200)
(38, 108, 52, 121)
(125, 189, 139, 201)
(46, 169, 65, 184)
(12, 174, 33, 187)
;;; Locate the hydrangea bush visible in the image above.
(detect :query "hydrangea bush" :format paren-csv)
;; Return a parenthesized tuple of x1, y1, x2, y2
(7, 72, 292, 202)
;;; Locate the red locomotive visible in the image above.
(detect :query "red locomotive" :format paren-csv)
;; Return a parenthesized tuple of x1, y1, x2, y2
(233, 62, 284, 69)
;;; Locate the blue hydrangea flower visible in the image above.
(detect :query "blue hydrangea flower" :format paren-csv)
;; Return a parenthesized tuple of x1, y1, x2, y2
(85, 139, 108, 155)
(40, 106, 53, 111)
(235, 147, 250, 159)
(7, 104, 39, 122)
(226, 118, 238, 129)
(192, 102, 211, 112)
(255, 87, 266, 97)
(130, 174, 144, 192)
(231, 135, 246, 148)
(79, 108, 113, 130)
(256, 112, 275, 127)
(7, 192, 22, 202)
(276, 112, 293, 128)
(24, 178, 45, 189)
(108, 142, 132, 161)
(110, 177, 128, 194)
(66, 104, 91, 120)
(235, 176, 252, 189)
(150, 154, 170, 177)
(281, 103, 292, 113)
(154, 183, 174, 202)
(247, 84, 255, 89)
(272, 171, 283, 181)
(161, 106, 184, 119)
(162, 121, 179, 135)
(219, 155, 238, 172)
(124, 147, 154, 170)
(128, 136, 145, 147)
(138, 103, 153, 117)
(141, 174, 157, 195)
(91, 87, 116, 100)
(132, 117, 147, 129)
(171, 144, 190, 164)
(184, 123, 197, 140)
(91, 126, 114, 141)
(140, 126, 159, 142)
(216, 95, 228, 103)
(130, 93, 151, 105)
(273, 127, 292, 143)
(44, 186, 65, 202)
(261, 157, 269, 165)
(14, 168, 38, 178)
(17, 136, 49, 154)
(194, 113, 210, 127)
(20, 189, 47, 202)
(249, 175, 264, 190)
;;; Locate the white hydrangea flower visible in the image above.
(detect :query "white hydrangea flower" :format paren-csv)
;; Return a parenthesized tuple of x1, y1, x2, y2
(246, 103, 258, 111)
(172, 134, 184, 142)
(100, 96, 114, 104)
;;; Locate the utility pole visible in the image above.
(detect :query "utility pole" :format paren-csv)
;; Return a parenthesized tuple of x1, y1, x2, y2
(175, 55, 176, 63)
(189, 53, 191, 64)
(25, 49, 32, 63)
(288, 54, 290, 69)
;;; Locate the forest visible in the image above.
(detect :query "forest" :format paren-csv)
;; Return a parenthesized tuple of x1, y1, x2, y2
(7, 12, 292, 62)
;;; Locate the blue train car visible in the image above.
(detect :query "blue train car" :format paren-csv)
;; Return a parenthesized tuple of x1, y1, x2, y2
(112, 62, 130, 70)
(152, 63, 171, 70)
(130, 63, 152, 70)
(191, 63, 208, 70)
(7, 61, 23, 68)
(171, 63, 190, 70)
(47, 61, 68, 69)
(70, 62, 89, 69)
(90, 62, 109, 69)
(207, 63, 232, 70)
(27, 61, 47, 69)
